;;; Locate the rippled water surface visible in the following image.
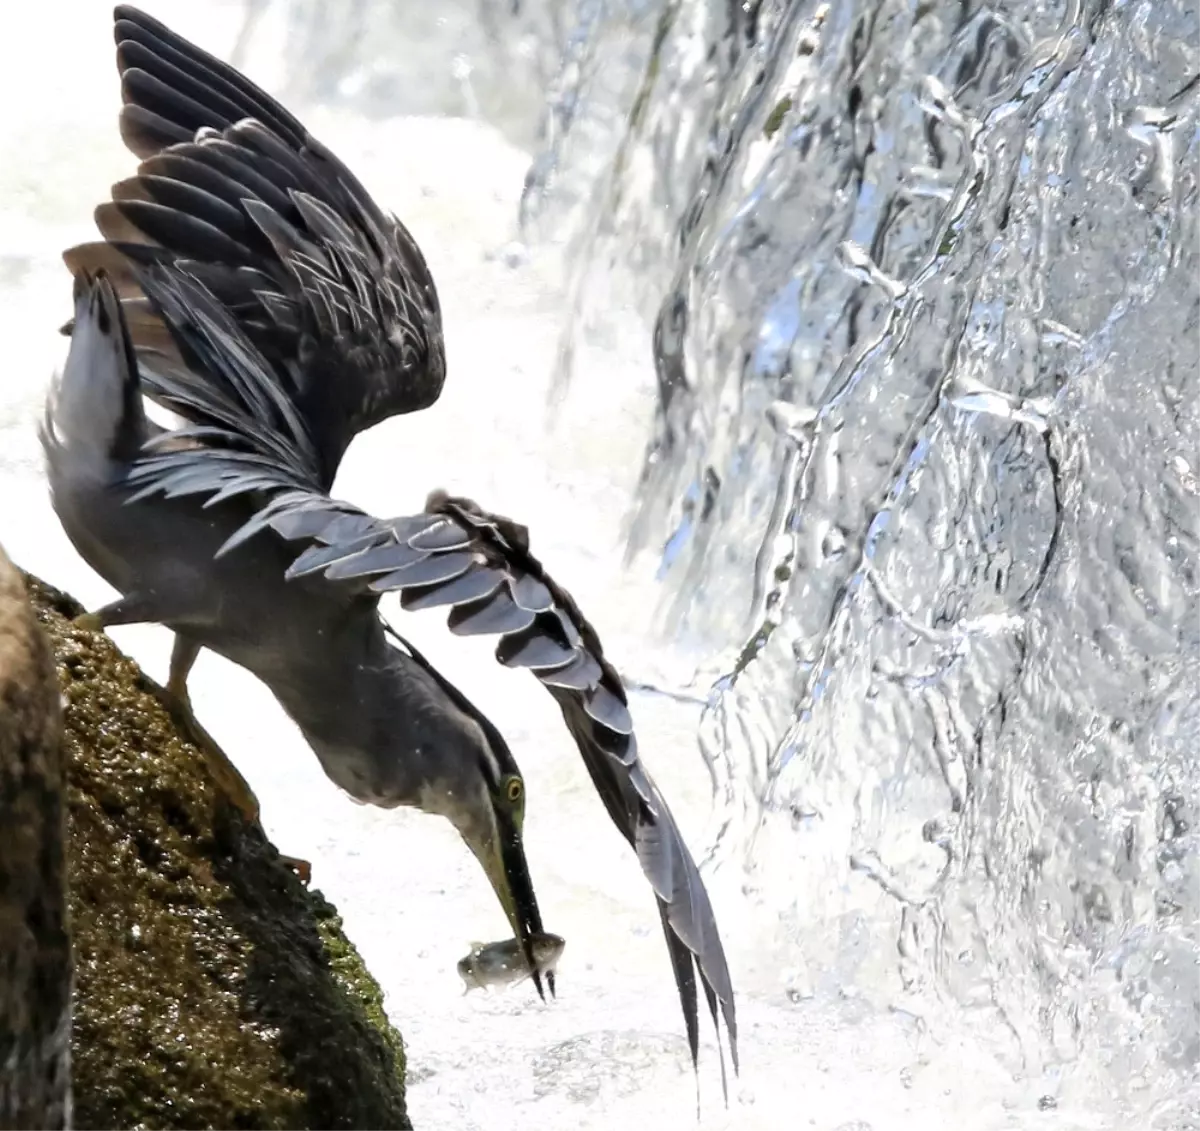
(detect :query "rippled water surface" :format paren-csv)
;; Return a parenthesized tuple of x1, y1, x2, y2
(1, 2, 1196, 1129)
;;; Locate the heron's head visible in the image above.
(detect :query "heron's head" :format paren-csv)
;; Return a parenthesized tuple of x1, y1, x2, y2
(385, 630, 552, 998)
(439, 740, 551, 997)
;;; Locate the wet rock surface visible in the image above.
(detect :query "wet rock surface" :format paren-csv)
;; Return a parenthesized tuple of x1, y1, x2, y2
(18, 568, 410, 1131)
(0, 544, 71, 1130)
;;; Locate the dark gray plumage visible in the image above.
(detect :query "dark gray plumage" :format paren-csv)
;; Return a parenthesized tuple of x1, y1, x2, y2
(64, 4, 446, 489)
(45, 3, 739, 1089)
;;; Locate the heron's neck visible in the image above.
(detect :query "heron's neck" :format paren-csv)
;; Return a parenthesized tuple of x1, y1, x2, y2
(261, 615, 457, 808)
(264, 613, 393, 733)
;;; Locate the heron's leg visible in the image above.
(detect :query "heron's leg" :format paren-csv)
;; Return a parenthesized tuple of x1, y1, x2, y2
(161, 635, 261, 825)
(71, 606, 239, 801)
(174, 637, 313, 882)
(163, 635, 311, 885)
(73, 606, 313, 884)
(72, 591, 169, 633)
(166, 633, 202, 700)
(74, 611, 256, 819)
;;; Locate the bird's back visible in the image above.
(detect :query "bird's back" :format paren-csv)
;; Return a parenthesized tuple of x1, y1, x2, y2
(42, 276, 367, 689)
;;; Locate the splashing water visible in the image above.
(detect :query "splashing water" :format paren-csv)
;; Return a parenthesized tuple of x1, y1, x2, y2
(0, 2, 1196, 1129)
(526, 0, 1199, 1124)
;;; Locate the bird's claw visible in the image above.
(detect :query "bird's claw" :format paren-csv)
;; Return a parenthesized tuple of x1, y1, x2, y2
(157, 685, 263, 827)
(71, 611, 105, 634)
(188, 725, 262, 827)
(281, 855, 312, 885)
(165, 689, 312, 886)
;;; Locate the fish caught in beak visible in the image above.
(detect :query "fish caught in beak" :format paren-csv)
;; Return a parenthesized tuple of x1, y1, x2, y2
(460, 795, 553, 1000)
(458, 932, 566, 994)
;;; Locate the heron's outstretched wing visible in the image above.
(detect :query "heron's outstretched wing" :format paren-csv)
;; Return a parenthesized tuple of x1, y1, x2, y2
(64, 4, 445, 487)
(288, 493, 739, 1087)
(121, 261, 739, 1088)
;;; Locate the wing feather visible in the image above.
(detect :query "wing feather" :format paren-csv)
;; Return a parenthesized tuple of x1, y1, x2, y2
(67, 5, 446, 488)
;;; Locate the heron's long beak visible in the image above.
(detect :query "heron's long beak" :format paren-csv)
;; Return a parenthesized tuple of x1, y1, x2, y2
(470, 809, 553, 1000)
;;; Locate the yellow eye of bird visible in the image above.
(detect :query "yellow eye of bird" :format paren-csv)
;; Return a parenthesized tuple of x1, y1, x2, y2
(505, 776, 523, 804)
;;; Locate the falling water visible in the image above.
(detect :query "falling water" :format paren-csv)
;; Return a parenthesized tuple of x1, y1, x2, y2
(525, 0, 1200, 1124)
(0, 2, 1195, 1129)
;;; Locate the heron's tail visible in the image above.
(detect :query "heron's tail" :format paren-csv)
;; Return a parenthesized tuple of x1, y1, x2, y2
(41, 272, 147, 485)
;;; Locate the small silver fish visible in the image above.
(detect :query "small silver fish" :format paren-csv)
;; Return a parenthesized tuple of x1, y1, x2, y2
(457, 932, 565, 994)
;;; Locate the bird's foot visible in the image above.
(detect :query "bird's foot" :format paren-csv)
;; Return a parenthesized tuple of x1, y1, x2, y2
(162, 688, 263, 827)
(281, 855, 313, 885)
(165, 689, 312, 885)
(71, 611, 106, 634)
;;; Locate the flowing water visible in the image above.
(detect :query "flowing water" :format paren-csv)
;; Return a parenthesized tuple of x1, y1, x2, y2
(0, 2, 1196, 1129)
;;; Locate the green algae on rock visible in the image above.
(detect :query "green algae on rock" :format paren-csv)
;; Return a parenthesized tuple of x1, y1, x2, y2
(23, 571, 411, 1131)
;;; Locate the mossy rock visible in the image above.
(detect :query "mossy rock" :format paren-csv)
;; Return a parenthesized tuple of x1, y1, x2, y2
(0, 546, 70, 1129)
(24, 572, 411, 1131)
